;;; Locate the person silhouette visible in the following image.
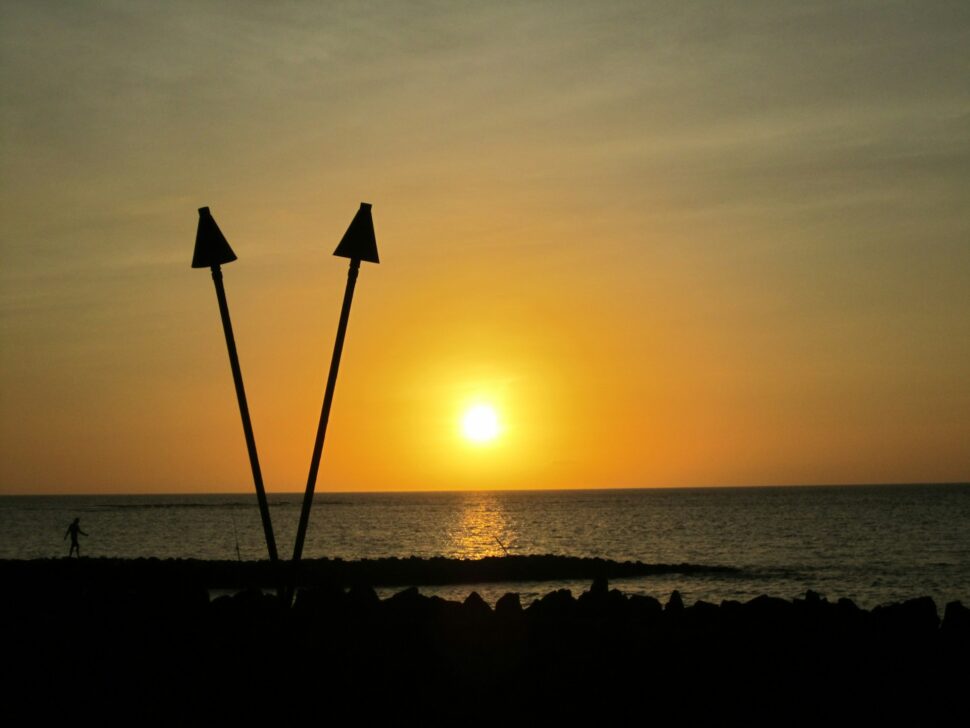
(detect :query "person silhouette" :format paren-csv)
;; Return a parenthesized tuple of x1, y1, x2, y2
(64, 517, 87, 558)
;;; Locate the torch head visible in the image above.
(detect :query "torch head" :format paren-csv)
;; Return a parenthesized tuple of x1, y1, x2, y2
(333, 202, 380, 264)
(192, 206, 238, 268)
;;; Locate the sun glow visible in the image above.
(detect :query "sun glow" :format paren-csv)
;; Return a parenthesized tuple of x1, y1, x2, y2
(461, 404, 501, 444)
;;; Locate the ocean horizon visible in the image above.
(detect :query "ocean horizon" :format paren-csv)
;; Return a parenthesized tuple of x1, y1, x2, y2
(3, 483, 968, 609)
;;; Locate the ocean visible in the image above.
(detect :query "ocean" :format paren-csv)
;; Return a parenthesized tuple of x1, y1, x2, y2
(2, 484, 968, 608)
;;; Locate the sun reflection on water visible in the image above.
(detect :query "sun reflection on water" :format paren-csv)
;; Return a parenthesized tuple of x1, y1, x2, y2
(446, 493, 518, 559)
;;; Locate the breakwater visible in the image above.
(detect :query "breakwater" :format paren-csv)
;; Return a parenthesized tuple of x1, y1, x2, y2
(0, 554, 740, 589)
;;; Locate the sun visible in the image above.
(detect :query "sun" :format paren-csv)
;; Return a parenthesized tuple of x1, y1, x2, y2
(461, 404, 501, 444)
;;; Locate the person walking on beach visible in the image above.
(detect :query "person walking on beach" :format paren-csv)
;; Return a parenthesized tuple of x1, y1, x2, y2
(64, 517, 87, 558)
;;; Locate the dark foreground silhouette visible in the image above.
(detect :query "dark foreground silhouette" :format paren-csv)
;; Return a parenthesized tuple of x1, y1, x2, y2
(0, 553, 739, 589)
(2, 557, 967, 722)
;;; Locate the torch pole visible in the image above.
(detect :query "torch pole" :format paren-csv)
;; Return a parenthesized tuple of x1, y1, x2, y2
(210, 264, 279, 564)
(291, 258, 361, 567)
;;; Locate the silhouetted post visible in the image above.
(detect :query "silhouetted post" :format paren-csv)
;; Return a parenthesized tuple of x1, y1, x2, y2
(291, 203, 380, 571)
(192, 207, 279, 564)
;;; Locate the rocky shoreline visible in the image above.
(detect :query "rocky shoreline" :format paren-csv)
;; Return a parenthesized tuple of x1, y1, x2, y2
(3, 556, 968, 721)
(0, 554, 741, 589)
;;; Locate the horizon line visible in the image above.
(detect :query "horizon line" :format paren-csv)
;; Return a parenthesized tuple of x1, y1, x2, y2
(2, 481, 967, 497)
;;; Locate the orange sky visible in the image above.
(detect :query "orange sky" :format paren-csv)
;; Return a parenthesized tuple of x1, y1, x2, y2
(1, 2, 968, 493)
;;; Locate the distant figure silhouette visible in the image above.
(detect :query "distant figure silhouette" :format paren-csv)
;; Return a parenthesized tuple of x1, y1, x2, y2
(64, 517, 87, 558)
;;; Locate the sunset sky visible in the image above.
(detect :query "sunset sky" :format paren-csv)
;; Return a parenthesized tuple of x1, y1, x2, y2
(1, 1, 968, 494)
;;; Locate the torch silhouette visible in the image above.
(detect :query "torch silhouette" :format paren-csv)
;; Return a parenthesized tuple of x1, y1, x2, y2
(192, 207, 279, 563)
(291, 203, 380, 566)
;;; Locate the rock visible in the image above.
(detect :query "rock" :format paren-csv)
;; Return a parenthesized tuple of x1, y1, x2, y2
(942, 601, 970, 636)
(462, 591, 493, 621)
(837, 597, 861, 614)
(495, 592, 522, 619)
(872, 596, 939, 635)
(606, 588, 629, 616)
(494, 592, 526, 643)
(383, 586, 434, 621)
(741, 595, 792, 635)
(805, 590, 826, 604)
(684, 600, 720, 633)
(293, 583, 344, 616)
(347, 583, 380, 613)
(628, 594, 663, 619)
(578, 578, 610, 616)
(531, 588, 575, 619)
(665, 590, 684, 612)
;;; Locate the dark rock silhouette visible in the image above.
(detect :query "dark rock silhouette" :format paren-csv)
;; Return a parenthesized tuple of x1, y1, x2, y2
(2, 558, 968, 721)
(872, 595, 940, 636)
(665, 588, 685, 612)
(942, 600, 969, 636)
(462, 590, 492, 621)
(495, 591, 522, 619)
